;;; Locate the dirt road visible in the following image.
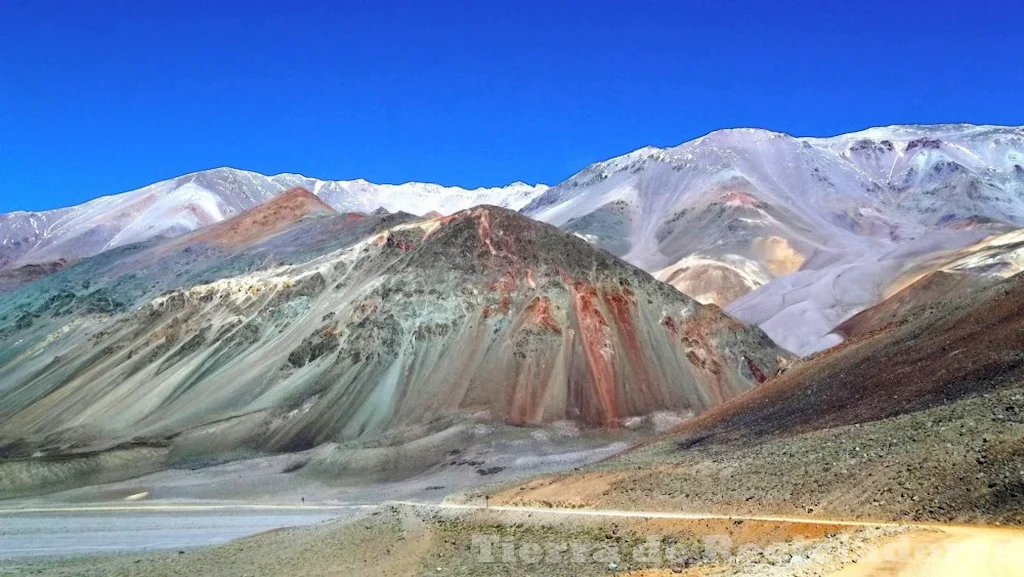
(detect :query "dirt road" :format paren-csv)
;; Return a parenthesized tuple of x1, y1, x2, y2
(395, 501, 1024, 576)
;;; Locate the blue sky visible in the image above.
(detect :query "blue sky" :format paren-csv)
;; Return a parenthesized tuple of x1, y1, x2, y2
(2, 0, 1023, 212)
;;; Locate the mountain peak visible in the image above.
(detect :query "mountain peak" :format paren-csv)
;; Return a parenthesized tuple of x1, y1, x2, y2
(275, 186, 331, 207)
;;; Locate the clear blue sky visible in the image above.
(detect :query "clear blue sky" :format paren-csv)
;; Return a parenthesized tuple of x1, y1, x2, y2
(2, 0, 1023, 212)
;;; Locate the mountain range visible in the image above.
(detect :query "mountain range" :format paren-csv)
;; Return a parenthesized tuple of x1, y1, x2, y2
(4, 124, 1022, 355)
(0, 170, 547, 271)
(498, 255, 1024, 526)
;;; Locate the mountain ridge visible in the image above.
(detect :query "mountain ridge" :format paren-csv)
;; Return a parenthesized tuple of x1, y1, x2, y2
(4, 123, 1024, 354)
(0, 167, 550, 271)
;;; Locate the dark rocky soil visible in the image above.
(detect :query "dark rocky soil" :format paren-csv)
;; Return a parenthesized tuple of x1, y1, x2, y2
(552, 384, 1024, 525)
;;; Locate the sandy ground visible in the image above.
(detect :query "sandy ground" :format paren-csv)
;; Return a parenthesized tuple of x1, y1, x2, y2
(0, 425, 635, 562)
(488, 385, 1024, 526)
(828, 526, 1024, 576)
(3, 406, 1022, 575)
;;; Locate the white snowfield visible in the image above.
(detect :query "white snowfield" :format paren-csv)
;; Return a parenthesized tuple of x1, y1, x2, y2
(2, 124, 1023, 354)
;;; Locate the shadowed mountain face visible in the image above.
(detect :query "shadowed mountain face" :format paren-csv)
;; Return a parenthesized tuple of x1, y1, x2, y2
(0, 196, 783, 462)
(0, 260, 69, 294)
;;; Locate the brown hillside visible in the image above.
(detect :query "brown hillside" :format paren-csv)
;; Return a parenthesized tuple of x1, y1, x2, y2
(189, 187, 336, 248)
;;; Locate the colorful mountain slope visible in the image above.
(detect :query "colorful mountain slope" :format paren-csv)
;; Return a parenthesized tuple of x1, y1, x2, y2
(183, 187, 337, 248)
(0, 201, 784, 465)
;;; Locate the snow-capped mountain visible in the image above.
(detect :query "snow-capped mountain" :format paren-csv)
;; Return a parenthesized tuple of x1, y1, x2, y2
(522, 124, 1024, 354)
(3, 124, 1023, 355)
(0, 168, 548, 269)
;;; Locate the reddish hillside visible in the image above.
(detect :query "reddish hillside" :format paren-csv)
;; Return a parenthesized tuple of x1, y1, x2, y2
(668, 271, 1024, 444)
